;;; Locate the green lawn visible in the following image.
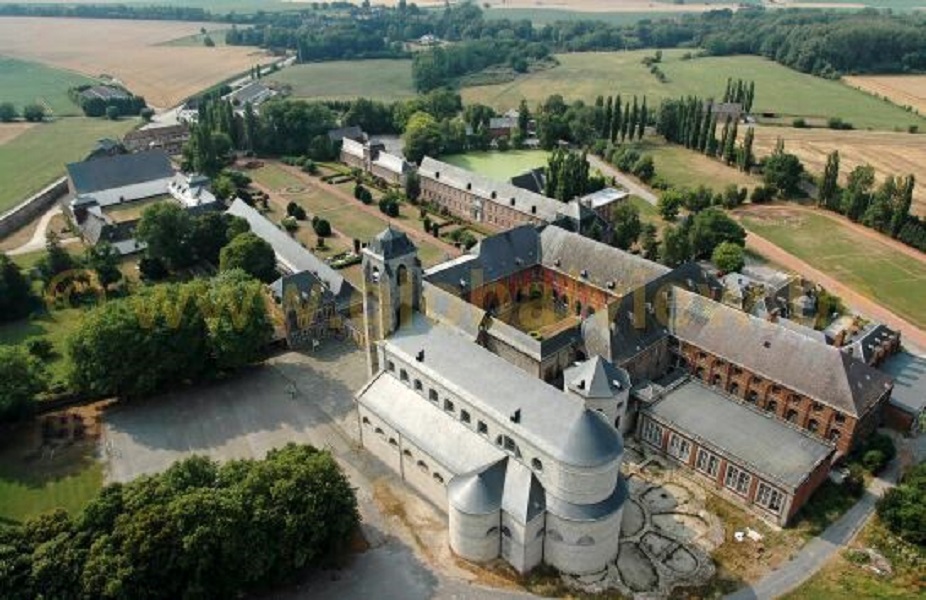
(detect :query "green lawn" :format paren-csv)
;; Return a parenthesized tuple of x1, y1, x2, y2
(0, 56, 95, 117)
(740, 210, 926, 330)
(636, 138, 761, 193)
(266, 59, 416, 102)
(0, 117, 140, 214)
(0, 438, 102, 524)
(442, 150, 549, 181)
(0, 307, 85, 386)
(462, 50, 926, 131)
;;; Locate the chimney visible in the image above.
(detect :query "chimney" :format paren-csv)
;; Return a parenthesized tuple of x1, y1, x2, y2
(416, 350, 425, 362)
(578, 380, 586, 390)
(510, 409, 521, 424)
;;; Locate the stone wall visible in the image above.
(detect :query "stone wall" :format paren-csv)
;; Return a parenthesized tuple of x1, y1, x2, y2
(0, 177, 68, 239)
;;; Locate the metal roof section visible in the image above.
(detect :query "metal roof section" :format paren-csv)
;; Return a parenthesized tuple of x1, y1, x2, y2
(67, 150, 173, 194)
(645, 379, 834, 490)
(564, 356, 630, 400)
(385, 318, 623, 468)
(448, 459, 509, 516)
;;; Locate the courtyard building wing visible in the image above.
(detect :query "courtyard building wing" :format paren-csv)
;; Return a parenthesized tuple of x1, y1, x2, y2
(67, 150, 174, 195)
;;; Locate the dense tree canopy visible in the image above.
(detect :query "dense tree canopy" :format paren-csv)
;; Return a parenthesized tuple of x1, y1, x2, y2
(0, 346, 45, 422)
(0, 444, 359, 600)
(0, 254, 35, 322)
(877, 461, 926, 546)
(219, 232, 277, 283)
(68, 274, 272, 399)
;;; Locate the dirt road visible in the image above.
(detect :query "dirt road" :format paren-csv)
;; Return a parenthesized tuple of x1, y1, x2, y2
(746, 231, 926, 352)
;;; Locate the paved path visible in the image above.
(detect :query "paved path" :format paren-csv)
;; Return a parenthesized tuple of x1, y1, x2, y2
(587, 154, 658, 205)
(6, 205, 80, 256)
(745, 229, 926, 353)
(726, 457, 901, 600)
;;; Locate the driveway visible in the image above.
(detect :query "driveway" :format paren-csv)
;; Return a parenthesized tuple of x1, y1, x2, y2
(725, 454, 902, 600)
(587, 154, 658, 205)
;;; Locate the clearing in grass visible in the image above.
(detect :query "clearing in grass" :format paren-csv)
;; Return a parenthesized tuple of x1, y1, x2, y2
(844, 74, 926, 116)
(441, 150, 549, 181)
(265, 59, 416, 103)
(748, 126, 926, 217)
(0, 56, 94, 117)
(462, 50, 926, 131)
(0, 17, 271, 108)
(0, 117, 139, 214)
(738, 205, 926, 330)
(635, 138, 760, 193)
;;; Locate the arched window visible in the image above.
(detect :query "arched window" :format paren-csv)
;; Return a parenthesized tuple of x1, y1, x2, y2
(747, 390, 758, 403)
(416, 459, 428, 472)
(531, 458, 543, 472)
(766, 400, 777, 413)
(388, 437, 398, 446)
(403, 449, 412, 458)
(711, 374, 722, 387)
(433, 472, 444, 484)
(486, 526, 499, 537)
(374, 427, 385, 435)
(786, 409, 798, 423)
(729, 382, 740, 395)
(828, 429, 841, 442)
(501, 526, 512, 538)
(576, 535, 595, 546)
(808, 419, 819, 433)
(547, 529, 563, 542)
(362, 416, 371, 425)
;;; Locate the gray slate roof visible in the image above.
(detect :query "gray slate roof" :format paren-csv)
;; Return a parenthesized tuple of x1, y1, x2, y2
(880, 352, 926, 415)
(448, 459, 508, 516)
(564, 356, 630, 399)
(358, 371, 505, 477)
(545, 475, 628, 521)
(226, 199, 355, 308)
(422, 282, 487, 342)
(368, 226, 416, 260)
(419, 157, 563, 222)
(385, 318, 623, 468)
(539, 226, 669, 295)
(646, 379, 834, 490)
(328, 125, 363, 142)
(67, 150, 174, 194)
(670, 288, 893, 417)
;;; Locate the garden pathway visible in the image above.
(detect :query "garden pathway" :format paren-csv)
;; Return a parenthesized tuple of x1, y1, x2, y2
(6, 205, 80, 256)
(587, 154, 658, 206)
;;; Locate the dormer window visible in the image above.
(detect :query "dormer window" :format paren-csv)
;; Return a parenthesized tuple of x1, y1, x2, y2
(510, 198, 516, 206)
(466, 182, 472, 191)
(491, 191, 497, 199)
(435, 171, 440, 179)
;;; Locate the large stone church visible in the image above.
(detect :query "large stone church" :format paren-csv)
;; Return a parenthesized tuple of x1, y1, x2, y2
(354, 222, 895, 576)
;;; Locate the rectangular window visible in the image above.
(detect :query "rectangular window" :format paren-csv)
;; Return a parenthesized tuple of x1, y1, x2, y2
(477, 420, 488, 435)
(387, 361, 395, 372)
(443, 399, 454, 413)
(668, 434, 692, 462)
(724, 464, 752, 496)
(428, 389, 438, 403)
(399, 369, 408, 382)
(755, 482, 785, 514)
(695, 449, 720, 477)
(414, 379, 423, 392)
(461, 410, 471, 424)
(642, 419, 663, 447)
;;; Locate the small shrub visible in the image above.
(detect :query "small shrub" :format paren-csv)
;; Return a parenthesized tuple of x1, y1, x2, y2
(281, 216, 298, 232)
(286, 202, 307, 220)
(26, 338, 55, 360)
(792, 118, 807, 128)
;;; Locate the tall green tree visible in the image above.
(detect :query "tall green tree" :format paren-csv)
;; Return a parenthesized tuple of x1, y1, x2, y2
(136, 203, 195, 271)
(219, 232, 276, 283)
(818, 150, 841, 210)
(660, 225, 691, 267)
(612, 202, 642, 250)
(0, 254, 34, 322)
(889, 175, 915, 238)
(842, 165, 876, 222)
(738, 126, 755, 172)
(0, 346, 45, 422)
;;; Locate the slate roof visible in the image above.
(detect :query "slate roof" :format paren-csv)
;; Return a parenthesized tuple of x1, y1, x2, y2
(501, 459, 545, 523)
(670, 288, 893, 417)
(67, 150, 174, 195)
(545, 475, 628, 521)
(328, 125, 363, 142)
(419, 157, 563, 222)
(385, 318, 623, 468)
(424, 225, 541, 290)
(226, 81, 274, 106)
(576, 188, 629, 210)
(358, 372, 505, 476)
(368, 226, 416, 259)
(646, 379, 834, 490)
(448, 459, 508, 516)
(422, 282, 487, 342)
(226, 199, 355, 309)
(843, 323, 900, 365)
(539, 226, 669, 295)
(879, 352, 926, 415)
(564, 356, 630, 399)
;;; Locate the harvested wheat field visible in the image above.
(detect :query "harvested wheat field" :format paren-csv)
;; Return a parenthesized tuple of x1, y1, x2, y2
(844, 75, 926, 116)
(750, 126, 926, 216)
(293, 0, 741, 11)
(0, 123, 35, 147)
(0, 18, 270, 108)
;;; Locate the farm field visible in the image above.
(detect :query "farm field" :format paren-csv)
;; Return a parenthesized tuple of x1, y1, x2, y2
(637, 138, 760, 193)
(0, 117, 138, 214)
(442, 150, 549, 181)
(749, 126, 926, 216)
(0, 56, 95, 117)
(0, 18, 270, 108)
(265, 59, 416, 102)
(462, 50, 926, 131)
(0, 122, 35, 146)
(738, 206, 926, 330)
(844, 74, 926, 116)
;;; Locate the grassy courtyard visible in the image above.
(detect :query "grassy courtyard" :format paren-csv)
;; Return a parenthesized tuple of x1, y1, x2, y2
(0, 55, 95, 117)
(462, 50, 926, 131)
(739, 208, 926, 330)
(0, 116, 139, 213)
(0, 307, 85, 386)
(265, 59, 416, 102)
(442, 150, 549, 181)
